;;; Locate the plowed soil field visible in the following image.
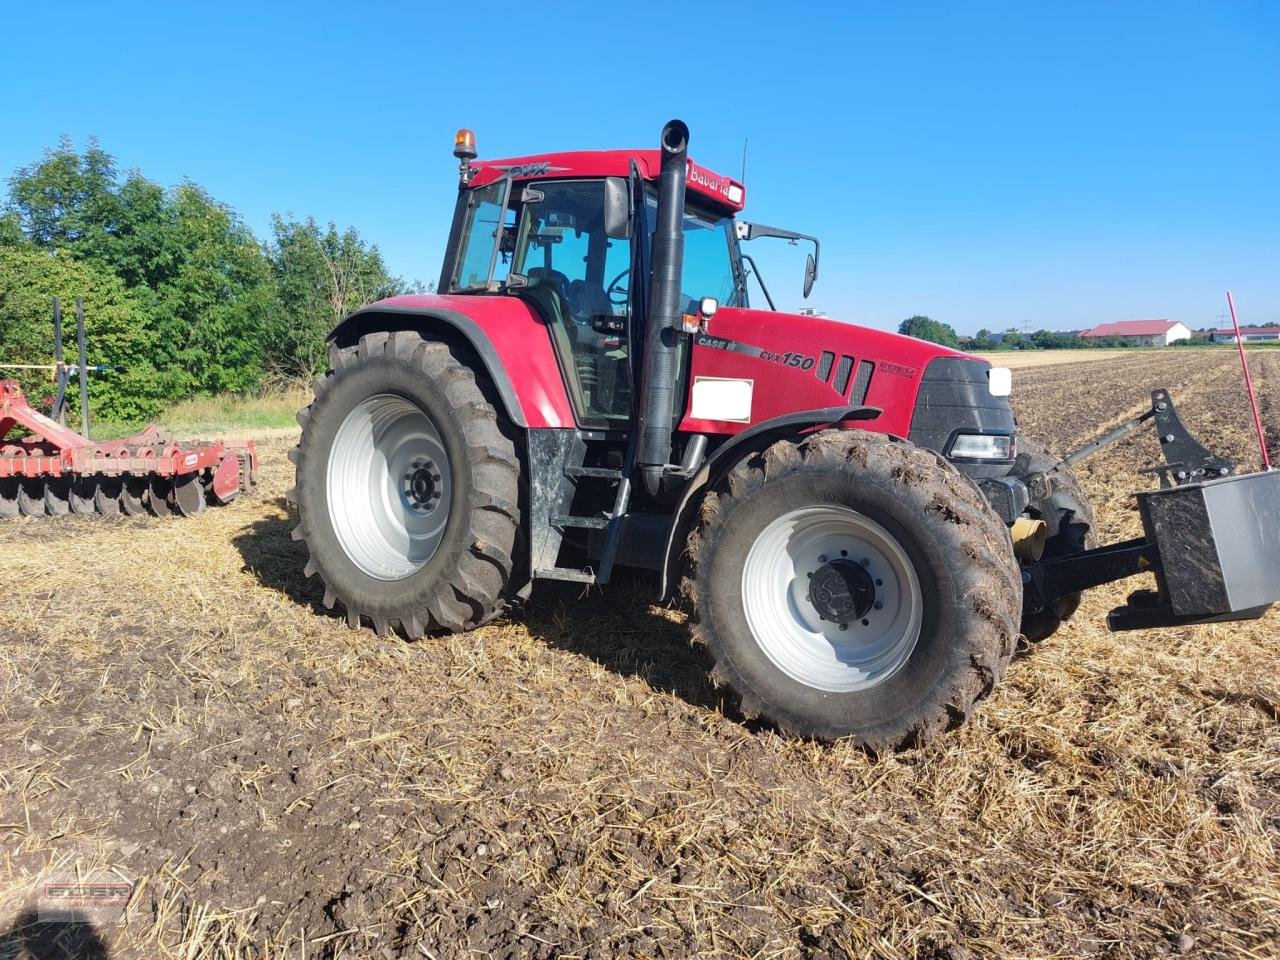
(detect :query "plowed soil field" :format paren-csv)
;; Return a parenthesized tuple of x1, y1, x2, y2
(2, 351, 1277, 960)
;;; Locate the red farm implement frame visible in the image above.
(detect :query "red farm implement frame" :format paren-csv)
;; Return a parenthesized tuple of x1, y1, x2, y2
(0, 298, 257, 519)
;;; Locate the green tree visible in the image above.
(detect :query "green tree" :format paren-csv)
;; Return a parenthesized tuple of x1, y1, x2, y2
(7, 141, 278, 400)
(1030, 329, 1058, 349)
(1003, 327, 1024, 349)
(147, 184, 276, 396)
(267, 215, 407, 379)
(898, 314, 960, 347)
(0, 246, 163, 422)
(7, 136, 123, 263)
(6, 136, 406, 408)
(109, 173, 185, 291)
(0, 212, 25, 247)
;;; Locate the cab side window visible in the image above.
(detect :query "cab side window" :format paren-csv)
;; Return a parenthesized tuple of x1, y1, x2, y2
(452, 180, 515, 290)
(513, 180, 633, 426)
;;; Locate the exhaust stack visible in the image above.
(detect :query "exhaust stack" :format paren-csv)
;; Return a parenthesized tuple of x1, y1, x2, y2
(637, 120, 689, 497)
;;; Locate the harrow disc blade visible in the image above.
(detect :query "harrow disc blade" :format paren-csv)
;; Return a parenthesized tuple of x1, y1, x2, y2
(209, 452, 242, 505)
(94, 478, 123, 516)
(0, 480, 18, 519)
(120, 478, 149, 516)
(172, 473, 206, 518)
(239, 453, 258, 494)
(17, 479, 46, 517)
(44, 479, 71, 517)
(69, 478, 98, 516)
(148, 477, 175, 517)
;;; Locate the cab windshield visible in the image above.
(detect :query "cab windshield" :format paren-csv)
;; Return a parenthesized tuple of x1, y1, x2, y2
(644, 192, 746, 310)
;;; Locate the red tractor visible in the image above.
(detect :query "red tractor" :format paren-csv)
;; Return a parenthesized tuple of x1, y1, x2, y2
(290, 121, 1280, 749)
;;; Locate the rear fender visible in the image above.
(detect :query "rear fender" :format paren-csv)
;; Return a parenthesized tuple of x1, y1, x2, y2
(658, 405, 883, 598)
(328, 303, 573, 429)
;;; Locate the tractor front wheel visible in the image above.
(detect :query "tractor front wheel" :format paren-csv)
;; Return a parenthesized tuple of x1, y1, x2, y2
(1017, 438, 1096, 643)
(686, 430, 1021, 750)
(290, 331, 521, 637)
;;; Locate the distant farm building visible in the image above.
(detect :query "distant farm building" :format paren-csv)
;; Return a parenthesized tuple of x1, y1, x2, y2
(1080, 319, 1191, 346)
(1210, 326, 1280, 344)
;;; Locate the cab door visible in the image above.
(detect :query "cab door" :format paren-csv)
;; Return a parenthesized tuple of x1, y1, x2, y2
(511, 179, 635, 430)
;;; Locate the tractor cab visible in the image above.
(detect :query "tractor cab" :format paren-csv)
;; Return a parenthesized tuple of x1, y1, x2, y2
(440, 136, 761, 432)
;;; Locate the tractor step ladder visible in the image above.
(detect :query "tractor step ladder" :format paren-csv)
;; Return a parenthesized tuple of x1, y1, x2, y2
(535, 460, 632, 586)
(532, 566, 596, 584)
(550, 513, 610, 529)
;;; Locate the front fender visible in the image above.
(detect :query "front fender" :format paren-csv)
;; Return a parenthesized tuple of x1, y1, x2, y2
(658, 405, 883, 598)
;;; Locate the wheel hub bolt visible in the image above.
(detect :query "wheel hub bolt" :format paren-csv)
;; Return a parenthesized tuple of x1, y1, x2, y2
(403, 459, 442, 512)
(808, 558, 877, 624)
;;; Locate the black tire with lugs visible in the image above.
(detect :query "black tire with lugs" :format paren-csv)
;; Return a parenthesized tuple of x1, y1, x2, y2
(290, 330, 521, 638)
(684, 429, 1022, 750)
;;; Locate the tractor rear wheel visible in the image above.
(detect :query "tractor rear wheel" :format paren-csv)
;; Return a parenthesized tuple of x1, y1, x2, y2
(685, 430, 1021, 750)
(290, 331, 520, 637)
(1017, 438, 1096, 643)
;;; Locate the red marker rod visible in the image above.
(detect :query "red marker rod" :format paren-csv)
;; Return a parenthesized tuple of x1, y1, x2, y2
(1226, 291, 1272, 471)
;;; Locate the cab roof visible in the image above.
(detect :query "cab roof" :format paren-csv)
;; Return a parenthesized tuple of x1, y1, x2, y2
(468, 149, 746, 213)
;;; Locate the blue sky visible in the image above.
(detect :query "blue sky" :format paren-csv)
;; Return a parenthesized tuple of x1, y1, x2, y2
(2, 1, 1276, 334)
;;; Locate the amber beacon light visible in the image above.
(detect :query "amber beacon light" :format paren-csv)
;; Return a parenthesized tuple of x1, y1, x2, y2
(453, 128, 477, 160)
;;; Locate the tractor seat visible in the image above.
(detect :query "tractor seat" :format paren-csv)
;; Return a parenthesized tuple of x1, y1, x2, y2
(566, 280, 610, 326)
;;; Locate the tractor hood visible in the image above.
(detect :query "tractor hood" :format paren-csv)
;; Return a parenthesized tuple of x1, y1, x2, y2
(734, 308, 979, 367)
(682, 306, 1011, 454)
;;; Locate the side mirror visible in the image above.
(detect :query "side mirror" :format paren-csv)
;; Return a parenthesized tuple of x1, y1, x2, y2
(803, 252, 817, 299)
(603, 177, 631, 239)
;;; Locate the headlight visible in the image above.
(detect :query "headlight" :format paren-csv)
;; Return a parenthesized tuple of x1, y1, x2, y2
(949, 433, 1014, 460)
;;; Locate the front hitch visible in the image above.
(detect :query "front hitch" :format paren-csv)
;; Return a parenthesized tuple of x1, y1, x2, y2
(1021, 388, 1280, 631)
(1050, 388, 1235, 487)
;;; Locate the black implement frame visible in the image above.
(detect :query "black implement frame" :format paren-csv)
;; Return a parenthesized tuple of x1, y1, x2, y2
(1021, 388, 1280, 631)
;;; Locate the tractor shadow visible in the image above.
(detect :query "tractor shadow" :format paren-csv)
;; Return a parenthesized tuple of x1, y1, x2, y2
(519, 572, 738, 716)
(232, 511, 329, 616)
(233, 515, 739, 718)
(0, 908, 111, 960)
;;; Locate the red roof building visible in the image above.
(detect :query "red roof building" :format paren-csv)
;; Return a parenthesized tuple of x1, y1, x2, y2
(1210, 326, 1280, 343)
(1080, 319, 1191, 345)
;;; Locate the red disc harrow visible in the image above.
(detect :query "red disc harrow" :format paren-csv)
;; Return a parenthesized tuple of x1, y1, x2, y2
(0, 380, 257, 519)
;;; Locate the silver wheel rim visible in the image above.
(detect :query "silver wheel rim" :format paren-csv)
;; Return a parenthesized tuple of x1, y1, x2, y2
(741, 504, 922, 692)
(327, 393, 453, 581)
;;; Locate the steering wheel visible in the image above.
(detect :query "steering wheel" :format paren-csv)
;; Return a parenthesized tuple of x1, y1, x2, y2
(605, 268, 630, 306)
(528, 266, 572, 297)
